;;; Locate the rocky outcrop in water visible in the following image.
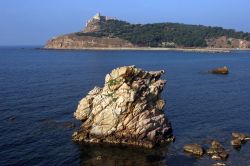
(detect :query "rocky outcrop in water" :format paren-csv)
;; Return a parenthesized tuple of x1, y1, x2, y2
(183, 140, 229, 161)
(183, 144, 204, 156)
(231, 132, 250, 148)
(211, 66, 229, 75)
(207, 140, 229, 161)
(72, 66, 173, 148)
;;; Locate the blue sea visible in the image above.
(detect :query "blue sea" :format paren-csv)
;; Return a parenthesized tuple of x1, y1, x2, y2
(0, 47, 250, 166)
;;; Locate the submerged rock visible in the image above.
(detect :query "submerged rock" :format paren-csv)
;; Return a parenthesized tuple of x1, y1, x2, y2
(211, 66, 229, 75)
(183, 144, 204, 156)
(72, 66, 173, 148)
(7, 116, 16, 121)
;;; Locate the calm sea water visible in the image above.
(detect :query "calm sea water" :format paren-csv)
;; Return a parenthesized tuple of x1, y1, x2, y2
(0, 47, 250, 166)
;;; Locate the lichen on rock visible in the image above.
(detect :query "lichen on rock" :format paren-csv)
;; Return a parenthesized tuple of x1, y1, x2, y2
(72, 65, 173, 148)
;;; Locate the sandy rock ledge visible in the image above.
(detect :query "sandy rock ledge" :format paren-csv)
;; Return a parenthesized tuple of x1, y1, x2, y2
(72, 66, 173, 148)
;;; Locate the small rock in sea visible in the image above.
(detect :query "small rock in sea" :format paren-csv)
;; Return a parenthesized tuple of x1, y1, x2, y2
(211, 154, 222, 160)
(72, 66, 173, 148)
(207, 140, 229, 160)
(7, 116, 16, 121)
(232, 132, 250, 142)
(231, 139, 241, 148)
(212, 162, 226, 166)
(231, 132, 250, 150)
(211, 140, 223, 149)
(219, 151, 229, 160)
(183, 144, 204, 156)
(211, 66, 229, 75)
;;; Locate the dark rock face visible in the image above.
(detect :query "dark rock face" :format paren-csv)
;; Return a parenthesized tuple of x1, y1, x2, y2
(72, 66, 173, 148)
(211, 66, 229, 75)
(183, 144, 204, 156)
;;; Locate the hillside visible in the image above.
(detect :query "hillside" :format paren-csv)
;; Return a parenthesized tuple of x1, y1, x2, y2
(45, 13, 250, 49)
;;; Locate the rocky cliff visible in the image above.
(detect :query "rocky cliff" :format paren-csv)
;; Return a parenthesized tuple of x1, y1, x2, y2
(207, 36, 250, 49)
(45, 13, 135, 49)
(45, 34, 134, 49)
(72, 66, 173, 148)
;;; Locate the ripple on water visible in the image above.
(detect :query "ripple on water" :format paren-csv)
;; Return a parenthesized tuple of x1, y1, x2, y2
(0, 48, 250, 166)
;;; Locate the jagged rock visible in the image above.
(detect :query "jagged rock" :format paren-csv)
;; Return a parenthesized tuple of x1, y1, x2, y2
(207, 140, 229, 160)
(72, 66, 173, 148)
(211, 66, 229, 75)
(183, 144, 204, 156)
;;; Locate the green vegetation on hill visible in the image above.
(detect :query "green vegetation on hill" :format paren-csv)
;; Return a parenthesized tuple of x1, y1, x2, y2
(76, 20, 250, 47)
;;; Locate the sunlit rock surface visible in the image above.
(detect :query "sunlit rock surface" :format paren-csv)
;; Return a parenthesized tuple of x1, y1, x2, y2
(72, 66, 173, 148)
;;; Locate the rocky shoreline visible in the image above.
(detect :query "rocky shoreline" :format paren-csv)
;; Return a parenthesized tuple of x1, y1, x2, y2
(43, 46, 242, 53)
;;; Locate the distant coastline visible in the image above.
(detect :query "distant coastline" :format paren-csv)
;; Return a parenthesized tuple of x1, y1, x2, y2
(43, 47, 250, 53)
(45, 13, 250, 51)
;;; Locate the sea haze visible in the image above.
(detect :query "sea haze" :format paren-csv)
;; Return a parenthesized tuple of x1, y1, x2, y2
(0, 47, 250, 166)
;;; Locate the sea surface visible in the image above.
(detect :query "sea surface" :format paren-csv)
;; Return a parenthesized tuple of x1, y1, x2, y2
(0, 47, 250, 166)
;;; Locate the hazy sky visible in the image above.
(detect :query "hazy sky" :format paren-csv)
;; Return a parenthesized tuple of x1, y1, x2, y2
(0, 0, 250, 46)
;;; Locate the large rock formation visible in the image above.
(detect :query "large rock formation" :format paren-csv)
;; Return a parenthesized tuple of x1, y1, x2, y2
(72, 66, 173, 148)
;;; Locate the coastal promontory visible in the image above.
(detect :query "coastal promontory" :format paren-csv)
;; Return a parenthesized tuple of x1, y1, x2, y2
(45, 13, 250, 50)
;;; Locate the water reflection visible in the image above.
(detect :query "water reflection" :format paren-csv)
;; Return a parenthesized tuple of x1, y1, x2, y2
(78, 144, 196, 166)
